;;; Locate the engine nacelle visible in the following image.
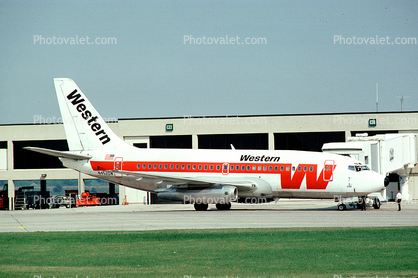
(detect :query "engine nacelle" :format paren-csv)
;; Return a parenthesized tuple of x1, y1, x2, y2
(237, 178, 273, 199)
(157, 185, 238, 204)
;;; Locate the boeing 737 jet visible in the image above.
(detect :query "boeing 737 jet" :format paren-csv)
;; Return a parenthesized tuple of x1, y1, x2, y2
(26, 78, 389, 210)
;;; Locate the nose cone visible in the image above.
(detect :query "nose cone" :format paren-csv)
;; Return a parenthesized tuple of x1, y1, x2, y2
(384, 177, 390, 187)
(359, 172, 387, 195)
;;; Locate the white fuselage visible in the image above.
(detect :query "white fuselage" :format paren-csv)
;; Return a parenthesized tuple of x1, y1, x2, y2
(61, 147, 386, 200)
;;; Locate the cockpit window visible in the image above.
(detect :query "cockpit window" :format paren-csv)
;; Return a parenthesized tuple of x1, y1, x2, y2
(349, 165, 370, 172)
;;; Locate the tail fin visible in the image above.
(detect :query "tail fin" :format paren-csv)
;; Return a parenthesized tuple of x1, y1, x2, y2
(54, 78, 128, 151)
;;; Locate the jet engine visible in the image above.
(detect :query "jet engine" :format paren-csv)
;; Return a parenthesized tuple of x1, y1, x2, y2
(157, 185, 238, 205)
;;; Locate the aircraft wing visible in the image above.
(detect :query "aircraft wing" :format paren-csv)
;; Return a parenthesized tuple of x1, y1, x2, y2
(111, 170, 258, 191)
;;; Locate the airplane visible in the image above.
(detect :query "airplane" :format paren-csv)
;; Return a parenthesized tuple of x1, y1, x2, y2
(25, 78, 389, 211)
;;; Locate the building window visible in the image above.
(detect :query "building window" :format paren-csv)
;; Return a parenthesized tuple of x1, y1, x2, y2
(14, 140, 68, 169)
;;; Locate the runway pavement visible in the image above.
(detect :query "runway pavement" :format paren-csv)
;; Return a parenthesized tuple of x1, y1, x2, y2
(1, 199, 417, 232)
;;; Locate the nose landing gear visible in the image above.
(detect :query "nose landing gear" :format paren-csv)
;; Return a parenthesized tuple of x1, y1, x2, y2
(336, 196, 381, 211)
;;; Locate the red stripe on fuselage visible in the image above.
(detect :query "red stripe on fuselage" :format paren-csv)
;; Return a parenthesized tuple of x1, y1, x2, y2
(89, 161, 336, 190)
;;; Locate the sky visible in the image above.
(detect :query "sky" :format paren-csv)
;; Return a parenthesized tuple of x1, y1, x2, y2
(1, 0, 417, 125)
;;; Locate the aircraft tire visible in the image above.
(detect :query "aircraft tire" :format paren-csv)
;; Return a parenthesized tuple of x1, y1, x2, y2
(373, 198, 381, 209)
(216, 203, 231, 210)
(337, 204, 346, 211)
(194, 203, 208, 211)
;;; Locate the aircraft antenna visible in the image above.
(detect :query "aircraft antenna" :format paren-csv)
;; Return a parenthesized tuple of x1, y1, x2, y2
(395, 96, 410, 111)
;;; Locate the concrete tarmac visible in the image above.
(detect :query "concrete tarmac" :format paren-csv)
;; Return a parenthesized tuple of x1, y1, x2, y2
(1, 200, 417, 232)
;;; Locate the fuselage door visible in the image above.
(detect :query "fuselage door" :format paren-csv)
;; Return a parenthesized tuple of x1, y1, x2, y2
(114, 157, 123, 178)
(323, 160, 335, 182)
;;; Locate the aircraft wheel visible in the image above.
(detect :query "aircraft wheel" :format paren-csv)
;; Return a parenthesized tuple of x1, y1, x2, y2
(216, 203, 231, 210)
(373, 198, 381, 209)
(194, 203, 208, 211)
(337, 204, 346, 211)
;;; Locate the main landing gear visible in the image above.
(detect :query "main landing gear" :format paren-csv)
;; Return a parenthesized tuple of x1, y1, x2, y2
(193, 203, 232, 211)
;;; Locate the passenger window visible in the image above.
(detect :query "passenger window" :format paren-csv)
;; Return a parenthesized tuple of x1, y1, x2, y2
(274, 166, 278, 171)
(193, 165, 196, 170)
(286, 166, 290, 171)
(159, 164, 162, 169)
(309, 167, 313, 172)
(236, 165, 240, 170)
(247, 165, 250, 171)
(263, 166, 267, 171)
(154, 164, 157, 169)
(204, 165, 208, 170)
(252, 166, 256, 171)
(303, 167, 307, 172)
(143, 164, 146, 169)
(241, 165, 245, 171)
(210, 165, 213, 170)
(292, 166, 295, 171)
(198, 165, 202, 170)
(164, 164, 168, 169)
(148, 164, 152, 169)
(181, 165, 185, 170)
(137, 164, 141, 169)
(187, 165, 191, 170)
(258, 166, 262, 171)
(280, 166, 284, 171)
(230, 165, 234, 171)
(216, 165, 220, 170)
(297, 167, 301, 171)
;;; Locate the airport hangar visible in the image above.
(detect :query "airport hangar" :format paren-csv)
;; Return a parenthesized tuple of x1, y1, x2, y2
(1, 111, 417, 210)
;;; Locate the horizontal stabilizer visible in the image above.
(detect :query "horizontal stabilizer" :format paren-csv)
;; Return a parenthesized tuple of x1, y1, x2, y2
(24, 147, 92, 160)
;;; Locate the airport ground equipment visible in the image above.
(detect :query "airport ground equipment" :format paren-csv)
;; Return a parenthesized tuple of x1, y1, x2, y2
(323, 133, 417, 207)
(76, 192, 100, 207)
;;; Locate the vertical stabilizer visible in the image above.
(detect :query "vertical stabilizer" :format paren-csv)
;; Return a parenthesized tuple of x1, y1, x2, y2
(54, 78, 128, 151)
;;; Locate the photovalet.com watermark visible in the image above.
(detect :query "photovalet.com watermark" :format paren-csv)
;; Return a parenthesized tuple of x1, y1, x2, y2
(33, 275, 116, 278)
(184, 35, 267, 45)
(33, 115, 118, 125)
(333, 275, 417, 278)
(31, 195, 118, 207)
(333, 35, 417, 45)
(33, 35, 117, 45)
(333, 115, 418, 126)
(183, 115, 268, 126)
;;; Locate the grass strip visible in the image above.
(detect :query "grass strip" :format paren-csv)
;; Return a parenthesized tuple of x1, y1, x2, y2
(0, 227, 417, 277)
